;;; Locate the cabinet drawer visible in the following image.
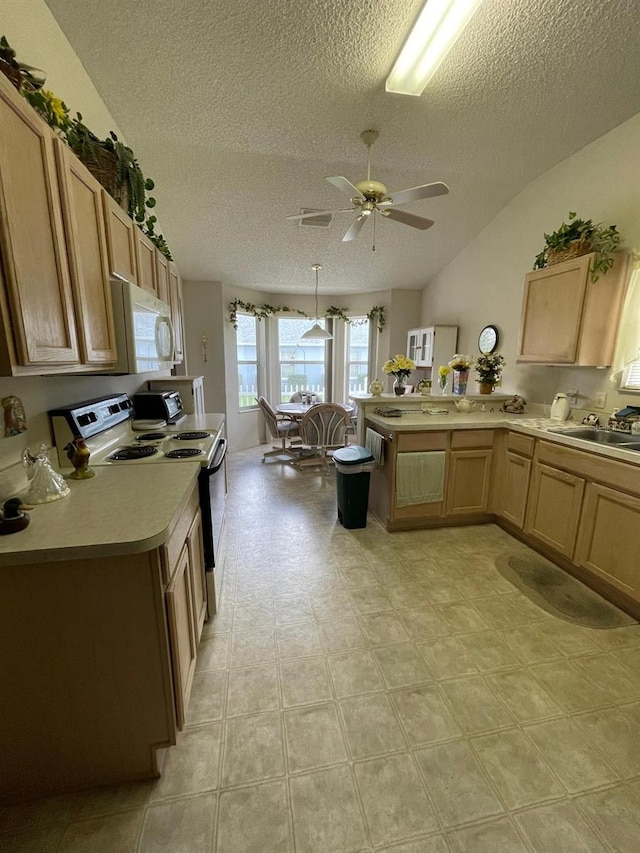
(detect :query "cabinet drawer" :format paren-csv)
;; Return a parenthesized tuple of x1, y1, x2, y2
(397, 431, 447, 452)
(162, 487, 200, 583)
(507, 432, 535, 457)
(450, 429, 494, 449)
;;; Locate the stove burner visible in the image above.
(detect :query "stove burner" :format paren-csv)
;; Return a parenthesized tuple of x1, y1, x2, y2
(165, 448, 203, 459)
(135, 432, 167, 441)
(109, 445, 159, 461)
(173, 431, 211, 441)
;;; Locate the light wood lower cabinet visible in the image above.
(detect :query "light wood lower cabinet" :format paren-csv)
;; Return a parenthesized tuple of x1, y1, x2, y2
(524, 461, 585, 559)
(498, 451, 531, 528)
(166, 543, 197, 731)
(575, 483, 640, 598)
(446, 450, 493, 516)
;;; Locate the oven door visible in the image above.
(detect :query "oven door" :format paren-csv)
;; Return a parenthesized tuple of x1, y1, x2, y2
(198, 438, 227, 616)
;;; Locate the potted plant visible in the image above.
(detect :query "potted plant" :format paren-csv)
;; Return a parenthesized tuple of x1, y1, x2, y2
(475, 353, 506, 394)
(448, 354, 473, 396)
(383, 354, 415, 396)
(533, 211, 620, 283)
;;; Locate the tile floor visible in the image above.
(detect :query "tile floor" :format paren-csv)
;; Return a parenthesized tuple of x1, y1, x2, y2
(3, 445, 640, 851)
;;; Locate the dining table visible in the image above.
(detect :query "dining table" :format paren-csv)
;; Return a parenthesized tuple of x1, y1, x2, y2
(276, 402, 355, 421)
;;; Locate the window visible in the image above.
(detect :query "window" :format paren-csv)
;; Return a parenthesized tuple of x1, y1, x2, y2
(236, 313, 259, 409)
(346, 318, 370, 395)
(622, 359, 640, 391)
(278, 317, 329, 402)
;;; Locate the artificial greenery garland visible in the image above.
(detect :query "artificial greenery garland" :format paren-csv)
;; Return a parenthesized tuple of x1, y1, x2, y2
(229, 300, 385, 332)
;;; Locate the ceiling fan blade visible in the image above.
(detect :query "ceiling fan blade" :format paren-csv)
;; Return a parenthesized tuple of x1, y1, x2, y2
(342, 215, 368, 242)
(326, 175, 365, 199)
(382, 208, 435, 230)
(286, 208, 353, 221)
(382, 181, 449, 207)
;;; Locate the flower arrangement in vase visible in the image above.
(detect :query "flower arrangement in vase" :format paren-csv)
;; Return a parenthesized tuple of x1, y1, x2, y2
(475, 353, 506, 394)
(448, 354, 473, 395)
(383, 354, 415, 396)
(437, 364, 451, 395)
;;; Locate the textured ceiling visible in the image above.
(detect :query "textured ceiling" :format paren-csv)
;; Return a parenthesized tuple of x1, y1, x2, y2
(46, 0, 640, 294)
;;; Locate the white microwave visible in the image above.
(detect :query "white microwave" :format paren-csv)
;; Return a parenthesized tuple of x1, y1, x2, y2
(110, 280, 174, 373)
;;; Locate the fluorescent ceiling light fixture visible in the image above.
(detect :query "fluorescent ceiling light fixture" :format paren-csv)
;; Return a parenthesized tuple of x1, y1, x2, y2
(300, 264, 333, 342)
(386, 0, 484, 96)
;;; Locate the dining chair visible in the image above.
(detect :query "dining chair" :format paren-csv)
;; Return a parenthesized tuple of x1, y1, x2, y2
(255, 396, 302, 462)
(295, 403, 353, 469)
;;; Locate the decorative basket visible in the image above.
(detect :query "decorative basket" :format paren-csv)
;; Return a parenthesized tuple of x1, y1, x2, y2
(0, 58, 24, 90)
(546, 239, 592, 267)
(71, 142, 130, 214)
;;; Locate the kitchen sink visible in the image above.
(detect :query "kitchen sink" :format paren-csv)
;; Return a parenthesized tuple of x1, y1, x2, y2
(550, 427, 639, 448)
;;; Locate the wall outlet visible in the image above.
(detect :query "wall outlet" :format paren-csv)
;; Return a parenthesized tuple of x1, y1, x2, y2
(593, 392, 607, 410)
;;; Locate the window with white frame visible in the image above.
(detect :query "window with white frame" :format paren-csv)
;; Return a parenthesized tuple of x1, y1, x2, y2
(346, 318, 370, 394)
(277, 317, 330, 402)
(236, 313, 259, 409)
(622, 358, 640, 391)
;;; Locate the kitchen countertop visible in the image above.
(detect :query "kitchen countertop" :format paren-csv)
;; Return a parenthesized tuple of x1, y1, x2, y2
(364, 409, 640, 467)
(0, 412, 226, 566)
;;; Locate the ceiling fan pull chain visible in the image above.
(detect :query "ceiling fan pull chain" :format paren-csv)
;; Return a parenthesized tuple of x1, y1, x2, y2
(372, 209, 376, 252)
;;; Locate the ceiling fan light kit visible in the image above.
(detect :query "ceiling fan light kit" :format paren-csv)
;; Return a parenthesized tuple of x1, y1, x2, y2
(386, 0, 484, 96)
(300, 264, 333, 342)
(287, 129, 449, 246)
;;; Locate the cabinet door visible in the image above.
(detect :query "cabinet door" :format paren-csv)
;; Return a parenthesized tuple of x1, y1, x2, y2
(498, 451, 531, 528)
(517, 256, 590, 363)
(55, 142, 117, 365)
(168, 263, 184, 363)
(155, 250, 169, 303)
(525, 461, 585, 558)
(0, 81, 79, 366)
(102, 192, 138, 285)
(135, 228, 158, 296)
(407, 329, 420, 364)
(446, 450, 493, 516)
(575, 483, 640, 599)
(166, 545, 197, 730)
(187, 511, 207, 642)
(419, 327, 434, 366)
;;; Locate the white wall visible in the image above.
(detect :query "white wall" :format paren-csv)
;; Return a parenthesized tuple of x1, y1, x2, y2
(422, 112, 640, 413)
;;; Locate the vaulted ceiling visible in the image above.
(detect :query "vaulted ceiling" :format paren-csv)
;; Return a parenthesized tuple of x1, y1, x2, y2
(46, 0, 640, 294)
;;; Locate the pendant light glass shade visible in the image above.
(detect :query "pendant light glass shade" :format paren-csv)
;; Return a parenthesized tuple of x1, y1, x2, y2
(300, 264, 333, 341)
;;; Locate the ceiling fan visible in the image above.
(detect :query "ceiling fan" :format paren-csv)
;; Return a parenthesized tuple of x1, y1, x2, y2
(287, 129, 449, 243)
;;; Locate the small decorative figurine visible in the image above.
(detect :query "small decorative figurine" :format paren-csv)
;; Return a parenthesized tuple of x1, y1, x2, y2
(1, 395, 27, 437)
(368, 378, 384, 396)
(23, 444, 71, 503)
(502, 395, 527, 414)
(64, 436, 95, 479)
(0, 497, 31, 535)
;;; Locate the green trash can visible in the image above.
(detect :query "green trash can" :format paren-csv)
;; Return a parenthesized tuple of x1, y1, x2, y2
(333, 445, 376, 529)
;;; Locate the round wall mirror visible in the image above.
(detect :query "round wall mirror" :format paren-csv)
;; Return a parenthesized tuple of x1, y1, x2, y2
(478, 324, 499, 354)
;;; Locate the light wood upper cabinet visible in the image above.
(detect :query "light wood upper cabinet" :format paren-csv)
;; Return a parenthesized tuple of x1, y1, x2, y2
(102, 191, 138, 285)
(135, 228, 158, 296)
(517, 252, 627, 366)
(54, 141, 117, 365)
(155, 249, 169, 303)
(525, 460, 585, 559)
(0, 77, 79, 369)
(168, 262, 184, 363)
(575, 483, 640, 599)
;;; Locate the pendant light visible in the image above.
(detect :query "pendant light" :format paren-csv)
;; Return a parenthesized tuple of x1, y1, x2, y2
(300, 263, 333, 341)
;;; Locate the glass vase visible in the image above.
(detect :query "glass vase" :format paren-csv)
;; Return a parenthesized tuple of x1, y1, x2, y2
(438, 376, 448, 395)
(393, 375, 407, 396)
(452, 370, 469, 396)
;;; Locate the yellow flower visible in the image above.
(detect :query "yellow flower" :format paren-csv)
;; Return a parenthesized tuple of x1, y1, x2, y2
(42, 90, 68, 127)
(437, 364, 451, 378)
(383, 354, 416, 375)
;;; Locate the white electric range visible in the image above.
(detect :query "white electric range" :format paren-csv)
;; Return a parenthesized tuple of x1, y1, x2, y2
(49, 394, 227, 612)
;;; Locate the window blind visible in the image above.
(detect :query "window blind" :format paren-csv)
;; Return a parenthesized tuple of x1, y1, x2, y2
(623, 360, 640, 390)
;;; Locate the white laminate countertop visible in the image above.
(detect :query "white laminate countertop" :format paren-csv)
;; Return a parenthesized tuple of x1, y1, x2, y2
(364, 410, 640, 468)
(0, 412, 226, 566)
